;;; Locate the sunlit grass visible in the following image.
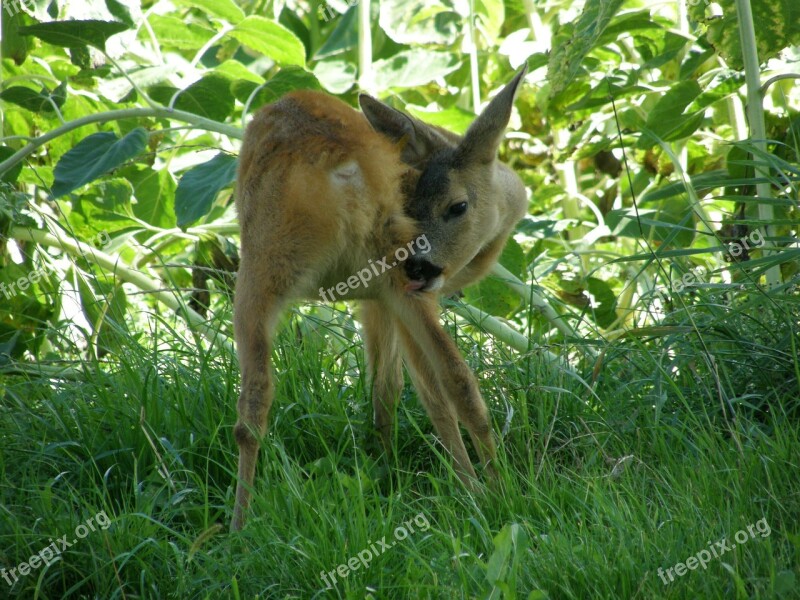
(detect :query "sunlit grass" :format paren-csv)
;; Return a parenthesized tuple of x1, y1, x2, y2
(0, 298, 798, 599)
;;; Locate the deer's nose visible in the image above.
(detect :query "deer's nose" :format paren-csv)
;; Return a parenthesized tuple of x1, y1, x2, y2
(404, 255, 443, 287)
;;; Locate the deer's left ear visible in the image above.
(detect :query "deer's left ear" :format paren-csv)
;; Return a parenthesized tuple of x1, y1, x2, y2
(455, 65, 527, 167)
(359, 95, 448, 167)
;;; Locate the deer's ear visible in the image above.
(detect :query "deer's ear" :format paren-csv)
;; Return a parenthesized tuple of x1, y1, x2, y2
(454, 65, 527, 167)
(359, 95, 444, 167)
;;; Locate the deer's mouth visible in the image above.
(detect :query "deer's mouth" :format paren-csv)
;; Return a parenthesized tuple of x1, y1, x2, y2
(404, 256, 445, 293)
(404, 276, 444, 293)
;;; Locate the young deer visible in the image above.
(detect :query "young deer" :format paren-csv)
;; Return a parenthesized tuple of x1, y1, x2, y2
(231, 67, 528, 531)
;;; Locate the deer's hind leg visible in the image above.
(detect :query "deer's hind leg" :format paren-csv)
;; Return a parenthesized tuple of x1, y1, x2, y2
(231, 210, 339, 531)
(230, 265, 287, 532)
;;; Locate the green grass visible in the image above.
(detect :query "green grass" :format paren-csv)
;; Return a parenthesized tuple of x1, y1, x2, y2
(0, 303, 798, 599)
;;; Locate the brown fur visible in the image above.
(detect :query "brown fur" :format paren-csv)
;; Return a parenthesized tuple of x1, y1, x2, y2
(231, 69, 528, 531)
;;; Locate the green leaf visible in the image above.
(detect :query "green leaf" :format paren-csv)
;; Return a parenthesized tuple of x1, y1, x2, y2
(0, 83, 66, 114)
(76, 274, 129, 354)
(547, 0, 626, 98)
(1, 9, 30, 65)
(123, 166, 176, 229)
(500, 238, 527, 280)
(473, 0, 505, 45)
(640, 80, 703, 145)
(774, 570, 796, 594)
(145, 14, 215, 50)
(689, 0, 800, 70)
(315, 7, 358, 59)
(380, 0, 460, 45)
(175, 153, 238, 228)
(464, 277, 521, 318)
(173, 0, 245, 24)
(52, 128, 148, 198)
(0, 147, 23, 184)
(19, 20, 130, 51)
(105, 0, 135, 27)
(234, 66, 321, 111)
(406, 105, 476, 135)
(586, 277, 618, 328)
(485, 523, 528, 591)
(171, 74, 235, 122)
(228, 16, 306, 67)
(214, 60, 265, 85)
(313, 60, 357, 94)
(66, 179, 138, 244)
(374, 49, 460, 89)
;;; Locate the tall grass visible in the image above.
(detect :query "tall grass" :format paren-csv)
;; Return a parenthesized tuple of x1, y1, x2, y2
(0, 295, 798, 598)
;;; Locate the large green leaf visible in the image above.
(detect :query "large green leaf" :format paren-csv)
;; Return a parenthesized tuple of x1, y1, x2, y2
(641, 80, 704, 145)
(473, 0, 505, 45)
(18, 20, 129, 51)
(547, 0, 626, 98)
(586, 277, 618, 329)
(0, 82, 67, 114)
(232, 67, 321, 111)
(312, 60, 357, 94)
(689, 0, 800, 70)
(175, 153, 238, 228)
(52, 128, 148, 198)
(170, 74, 235, 122)
(374, 49, 460, 89)
(1, 9, 30, 65)
(0, 147, 23, 184)
(67, 179, 137, 241)
(145, 14, 215, 50)
(228, 16, 306, 67)
(172, 0, 245, 24)
(379, 0, 460, 45)
(123, 166, 176, 229)
(314, 7, 358, 59)
(105, 0, 135, 27)
(464, 276, 521, 318)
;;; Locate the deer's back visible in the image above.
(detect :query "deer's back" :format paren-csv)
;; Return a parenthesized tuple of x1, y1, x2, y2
(235, 91, 415, 299)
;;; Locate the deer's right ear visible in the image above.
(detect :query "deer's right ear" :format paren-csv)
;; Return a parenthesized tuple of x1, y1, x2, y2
(359, 95, 439, 167)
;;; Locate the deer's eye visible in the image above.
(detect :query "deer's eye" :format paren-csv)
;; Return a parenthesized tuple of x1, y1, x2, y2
(445, 201, 468, 220)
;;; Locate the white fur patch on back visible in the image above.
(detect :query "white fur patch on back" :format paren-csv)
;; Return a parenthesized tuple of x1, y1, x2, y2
(330, 160, 362, 185)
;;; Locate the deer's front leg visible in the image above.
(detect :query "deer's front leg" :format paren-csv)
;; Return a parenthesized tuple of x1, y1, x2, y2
(387, 293, 496, 481)
(361, 300, 404, 453)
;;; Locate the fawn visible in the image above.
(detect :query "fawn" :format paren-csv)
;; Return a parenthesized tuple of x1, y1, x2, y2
(231, 67, 528, 531)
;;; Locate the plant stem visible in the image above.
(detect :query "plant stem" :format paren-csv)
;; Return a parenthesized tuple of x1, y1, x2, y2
(10, 226, 233, 351)
(491, 263, 598, 361)
(358, 0, 373, 93)
(467, 0, 480, 112)
(0, 107, 243, 176)
(734, 0, 781, 289)
(452, 303, 575, 372)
